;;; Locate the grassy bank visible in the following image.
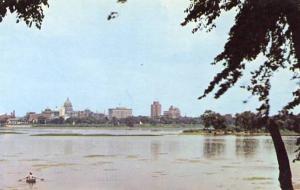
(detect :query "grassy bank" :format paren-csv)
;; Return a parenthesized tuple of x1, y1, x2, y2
(31, 133, 162, 137)
(181, 128, 300, 136)
(31, 124, 203, 129)
(5, 124, 300, 136)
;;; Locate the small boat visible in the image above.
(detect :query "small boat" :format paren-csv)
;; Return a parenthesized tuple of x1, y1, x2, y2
(26, 178, 36, 184)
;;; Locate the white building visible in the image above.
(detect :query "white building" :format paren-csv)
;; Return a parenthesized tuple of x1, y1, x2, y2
(108, 107, 132, 119)
(59, 98, 74, 119)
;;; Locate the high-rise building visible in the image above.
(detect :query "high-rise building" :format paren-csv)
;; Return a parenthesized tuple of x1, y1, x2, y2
(151, 101, 161, 118)
(163, 105, 181, 119)
(108, 107, 132, 119)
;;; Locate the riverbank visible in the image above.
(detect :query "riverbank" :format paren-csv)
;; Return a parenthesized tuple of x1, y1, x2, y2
(2, 124, 299, 137)
(30, 124, 202, 129)
(181, 129, 300, 136)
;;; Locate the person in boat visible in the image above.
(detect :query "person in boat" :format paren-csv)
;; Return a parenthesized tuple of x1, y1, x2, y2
(20, 172, 43, 183)
(26, 172, 35, 180)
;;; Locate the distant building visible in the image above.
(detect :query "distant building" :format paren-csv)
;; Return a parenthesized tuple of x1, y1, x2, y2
(71, 109, 105, 119)
(26, 108, 59, 124)
(60, 98, 73, 119)
(163, 106, 181, 119)
(224, 114, 234, 125)
(71, 109, 92, 118)
(42, 108, 59, 119)
(108, 107, 132, 119)
(0, 112, 15, 126)
(7, 117, 27, 125)
(64, 98, 73, 113)
(27, 113, 41, 123)
(151, 101, 161, 118)
(92, 112, 106, 120)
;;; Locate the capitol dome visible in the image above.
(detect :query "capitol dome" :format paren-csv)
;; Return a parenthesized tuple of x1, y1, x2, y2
(64, 98, 73, 108)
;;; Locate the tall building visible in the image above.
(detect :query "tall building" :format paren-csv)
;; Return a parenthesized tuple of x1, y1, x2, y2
(163, 105, 181, 119)
(60, 98, 74, 119)
(151, 101, 161, 118)
(64, 98, 73, 114)
(108, 107, 132, 119)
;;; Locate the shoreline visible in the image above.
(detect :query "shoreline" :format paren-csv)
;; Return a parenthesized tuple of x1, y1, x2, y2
(181, 129, 300, 136)
(1, 124, 299, 137)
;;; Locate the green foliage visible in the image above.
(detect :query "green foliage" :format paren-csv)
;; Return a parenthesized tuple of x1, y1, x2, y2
(273, 112, 300, 131)
(182, 1, 300, 168)
(235, 111, 260, 130)
(200, 110, 226, 129)
(182, 0, 300, 117)
(0, 0, 49, 29)
(64, 116, 108, 125)
(117, 0, 127, 3)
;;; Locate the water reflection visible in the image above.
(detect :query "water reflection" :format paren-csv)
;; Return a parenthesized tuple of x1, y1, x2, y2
(63, 141, 73, 155)
(151, 141, 161, 160)
(235, 138, 259, 159)
(203, 138, 226, 158)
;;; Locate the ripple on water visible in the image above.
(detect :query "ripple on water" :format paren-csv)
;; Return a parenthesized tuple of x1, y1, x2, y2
(243, 177, 273, 181)
(159, 152, 168, 155)
(126, 155, 139, 159)
(221, 165, 240, 169)
(104, 168, 118, 171)
(91, 161, 113, 166)
(21, 159, 44, 162)
(84, 154, 118, 158)
(205, 172, 216, 175)
(138, 158, 149, 161)
(174, 158, 209, 164)
(32, 163, 77, 171)
(152, 171, 167, 176)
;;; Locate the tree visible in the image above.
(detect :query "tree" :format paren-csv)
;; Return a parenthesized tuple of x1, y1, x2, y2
(48, 117, 64, 125)
(273, 112, 298, 131)
(182, 1, 300, 189)
(0, 0, 48, 29)
(200, 110, 226, 130)
(235, 111, 260, 131)
(201, 110, 214, 129)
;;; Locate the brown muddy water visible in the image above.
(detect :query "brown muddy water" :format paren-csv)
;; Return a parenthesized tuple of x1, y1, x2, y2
(0, 127, 299, 190)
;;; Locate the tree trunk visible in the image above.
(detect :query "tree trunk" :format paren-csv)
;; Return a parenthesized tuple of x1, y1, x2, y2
(268, 119, 294, 190)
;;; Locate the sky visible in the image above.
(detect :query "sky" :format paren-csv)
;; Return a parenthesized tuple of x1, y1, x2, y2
(0, 0, 299, 117)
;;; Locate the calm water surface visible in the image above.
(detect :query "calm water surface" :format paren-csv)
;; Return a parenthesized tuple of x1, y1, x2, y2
(0, 127, 299, 190)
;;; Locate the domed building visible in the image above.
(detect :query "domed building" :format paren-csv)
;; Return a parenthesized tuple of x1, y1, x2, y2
(59, 98, 74, 118)
(64, 98, 73, 114)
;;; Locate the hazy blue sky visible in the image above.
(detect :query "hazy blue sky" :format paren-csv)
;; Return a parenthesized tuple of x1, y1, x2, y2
(0, 0, 298, 116)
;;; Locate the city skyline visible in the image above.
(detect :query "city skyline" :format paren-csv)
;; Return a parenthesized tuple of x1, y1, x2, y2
(0, 0, 299, 117)
(0, 98, 184, 118)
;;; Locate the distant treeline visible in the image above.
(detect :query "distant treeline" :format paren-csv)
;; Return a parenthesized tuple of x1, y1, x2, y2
(41, 110, 300, 132)
(43, 115, 202, 127)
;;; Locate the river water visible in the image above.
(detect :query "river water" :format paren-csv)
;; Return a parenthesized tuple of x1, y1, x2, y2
(0, 127, 299, 190)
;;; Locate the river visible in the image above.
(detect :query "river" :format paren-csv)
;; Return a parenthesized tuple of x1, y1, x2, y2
(0, 127, 299, 190)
